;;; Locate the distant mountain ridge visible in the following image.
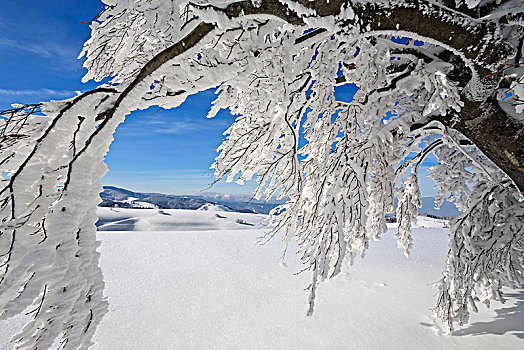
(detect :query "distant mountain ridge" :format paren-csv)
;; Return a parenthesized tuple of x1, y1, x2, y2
(99, 186, 280, 214)
(99, 186, 460, 217)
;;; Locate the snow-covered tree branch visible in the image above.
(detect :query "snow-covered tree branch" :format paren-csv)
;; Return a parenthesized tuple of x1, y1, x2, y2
(0, 0, 523, 347)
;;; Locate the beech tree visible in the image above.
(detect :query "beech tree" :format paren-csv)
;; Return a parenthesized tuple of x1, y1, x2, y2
(1, 0, 523, 348)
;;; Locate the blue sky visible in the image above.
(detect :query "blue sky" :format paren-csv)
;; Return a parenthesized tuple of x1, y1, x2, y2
(0, 0, 255, 195)
(0, 0, 438, 196)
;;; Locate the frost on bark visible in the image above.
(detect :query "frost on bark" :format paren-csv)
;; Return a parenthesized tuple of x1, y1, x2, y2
(1, 0, 523, 347)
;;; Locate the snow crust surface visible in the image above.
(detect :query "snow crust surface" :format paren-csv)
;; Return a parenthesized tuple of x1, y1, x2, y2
(1, 208, 522, 349)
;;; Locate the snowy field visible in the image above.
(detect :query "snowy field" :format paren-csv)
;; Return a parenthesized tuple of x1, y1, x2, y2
(1, 208, 523, 349)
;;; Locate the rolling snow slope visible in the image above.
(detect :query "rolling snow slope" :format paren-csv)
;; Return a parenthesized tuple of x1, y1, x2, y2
(0, 208, 522, 349)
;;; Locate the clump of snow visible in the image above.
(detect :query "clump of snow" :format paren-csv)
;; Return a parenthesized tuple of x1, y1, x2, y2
(510, 78, 524, 118)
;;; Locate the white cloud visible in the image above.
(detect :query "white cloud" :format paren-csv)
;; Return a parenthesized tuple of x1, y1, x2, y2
(0, 88, 74, 97)
(0, 37, 76, 61)
(123, 116, 230, 137)
(154, 121, 198, 135)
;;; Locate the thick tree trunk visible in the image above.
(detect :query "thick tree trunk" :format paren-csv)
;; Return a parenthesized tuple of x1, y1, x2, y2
(450, 97, 524, 193)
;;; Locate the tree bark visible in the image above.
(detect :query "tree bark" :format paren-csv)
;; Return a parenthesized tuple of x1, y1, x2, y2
(445, 97, 524, 193)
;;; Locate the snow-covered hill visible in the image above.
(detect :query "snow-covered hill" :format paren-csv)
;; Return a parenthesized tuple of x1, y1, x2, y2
(96, 208, 265, 232)
(100, 186, 214, 211)
(99, 186, 268, 213)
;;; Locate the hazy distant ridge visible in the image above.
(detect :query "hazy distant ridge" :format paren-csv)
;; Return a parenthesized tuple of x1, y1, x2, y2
(100, 186, 460, 217)
(100, 186, 279, 214)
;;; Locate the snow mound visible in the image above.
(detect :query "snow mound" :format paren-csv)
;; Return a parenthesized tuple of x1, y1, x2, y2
(385, 215, 449, 229)
(95, 208, 266, 232)
(197, 203, 233, 212)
